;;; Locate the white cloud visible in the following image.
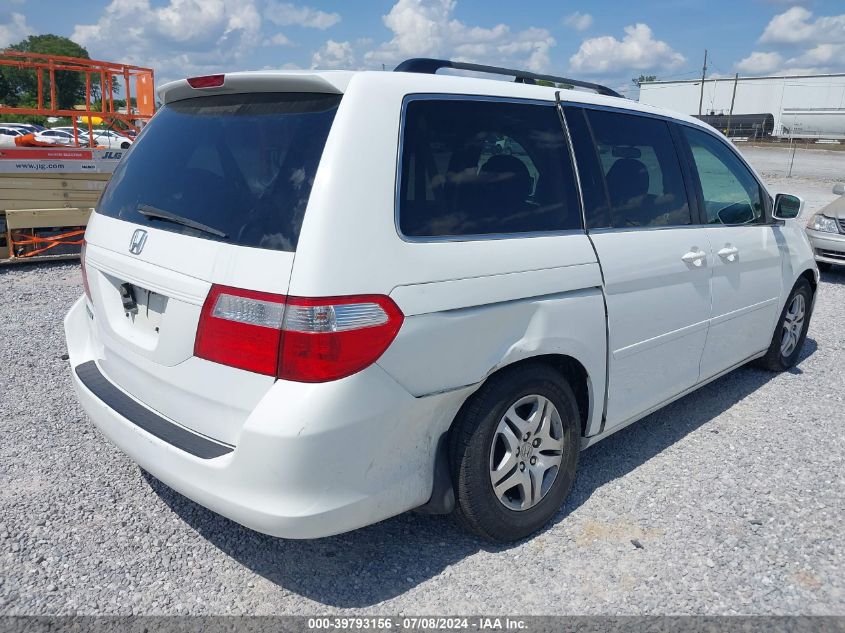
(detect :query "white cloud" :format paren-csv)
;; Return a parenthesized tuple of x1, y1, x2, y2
(783, 42, 845, 72)
(741, 7, 845, 74)
(311, 39, 355, 69)
(0, 11, 35, 48)
(563, 11, 593, 32)
(788, 43, 845, 65)
(569, 23, 685, 73)
(735, 51, 783, 74)
(362, 0, 555, 73)
(72, 0, 262, 85)
(760, 6, 845, 45)
(265, 2, 340, 30)
(263, 32, 293, 47)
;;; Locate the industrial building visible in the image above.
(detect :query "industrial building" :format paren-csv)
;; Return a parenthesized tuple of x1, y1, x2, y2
(639, 73, 845, 139)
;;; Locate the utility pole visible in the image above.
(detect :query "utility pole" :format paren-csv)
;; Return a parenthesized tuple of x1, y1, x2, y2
(698, 49, 708, 115)
(726, 73, 739, 137)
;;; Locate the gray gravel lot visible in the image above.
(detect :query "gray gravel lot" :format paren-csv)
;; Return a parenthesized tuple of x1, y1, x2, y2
(742, 145, 843, 214)
(1, 148, 844, 615)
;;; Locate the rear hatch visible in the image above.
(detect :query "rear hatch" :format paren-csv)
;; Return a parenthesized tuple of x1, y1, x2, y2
(82, 85, 342, 445)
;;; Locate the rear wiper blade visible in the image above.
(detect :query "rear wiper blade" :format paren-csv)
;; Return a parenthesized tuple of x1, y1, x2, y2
(138, 204, 228, 239)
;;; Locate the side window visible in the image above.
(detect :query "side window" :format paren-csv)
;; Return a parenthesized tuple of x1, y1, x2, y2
(682, 127, 764, 225)
(564, 107, 611, 229)
(586, 110, 692, 228)
(398, 99, 581, 238)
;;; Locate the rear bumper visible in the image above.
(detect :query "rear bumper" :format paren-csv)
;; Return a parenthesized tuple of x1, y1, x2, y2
(806, 229, 845, 265)
(64, 296, 469, 538)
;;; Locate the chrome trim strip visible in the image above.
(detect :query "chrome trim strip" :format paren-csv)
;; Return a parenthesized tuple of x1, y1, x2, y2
(708, 297, 779, 327)
(612, 319, 711, 360)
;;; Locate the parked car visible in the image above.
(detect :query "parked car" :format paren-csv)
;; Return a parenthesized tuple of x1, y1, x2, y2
(47, 127, 99, 146)
(91, 129, 133, 149)
(0, 122, 43, 133)
(0, 126, 25, 147)
(35, 129, 91, 147)
(0, 126, 25, 136)
(805, 186, 845, 271)
(49, 127, 131, 149)
(64, 61, 818, 543)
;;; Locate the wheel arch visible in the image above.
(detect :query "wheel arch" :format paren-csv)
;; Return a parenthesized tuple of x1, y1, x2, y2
(416, 353, 595, 516)
(462, 353, 594, 438)
(798, 267, 817, 295)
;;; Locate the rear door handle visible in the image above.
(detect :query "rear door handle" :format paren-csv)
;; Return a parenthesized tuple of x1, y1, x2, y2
(681, 249, 707, 266)
(717, 246, 739, 262)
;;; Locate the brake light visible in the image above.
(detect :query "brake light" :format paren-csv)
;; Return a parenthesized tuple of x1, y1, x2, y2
(279, 295, 404, 382)
(187, 74, 224, 88)
(194, 286, 404, 382)
(80, 240, 92, 302)
(194, 285, 286, 376)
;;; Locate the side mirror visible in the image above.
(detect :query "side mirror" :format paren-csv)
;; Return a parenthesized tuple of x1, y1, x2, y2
(833, 183, 845, 196)
(773, 193, 803, 220)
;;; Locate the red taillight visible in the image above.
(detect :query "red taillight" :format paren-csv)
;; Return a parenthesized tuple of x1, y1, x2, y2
(194, 286, 404, 382)
(194, 285, 286, 376)
(80, 240, 92, 301)
(279, 295, 404, 382)
(187, 74, 224, 88)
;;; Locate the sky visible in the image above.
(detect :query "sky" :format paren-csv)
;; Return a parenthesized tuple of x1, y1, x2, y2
(1, 0, 844, 98)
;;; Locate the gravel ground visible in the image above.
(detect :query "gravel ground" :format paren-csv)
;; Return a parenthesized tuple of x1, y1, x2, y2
(742, 145, 843, 214)
(1, 151, 844, 615)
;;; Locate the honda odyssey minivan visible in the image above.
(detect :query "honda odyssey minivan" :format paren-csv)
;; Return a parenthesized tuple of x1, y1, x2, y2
(65, 59, 818, 542)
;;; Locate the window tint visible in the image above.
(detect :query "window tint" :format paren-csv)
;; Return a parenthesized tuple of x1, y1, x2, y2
(96, 92, 340, 252)
(398, 99, 581, 237)
(682, 127, 764, 225)
(564, 107, 610, 229)
(585, 110, 691, 228)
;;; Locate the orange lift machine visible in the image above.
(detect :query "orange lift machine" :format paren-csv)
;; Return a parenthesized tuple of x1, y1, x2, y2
(0, 51, 155, 261)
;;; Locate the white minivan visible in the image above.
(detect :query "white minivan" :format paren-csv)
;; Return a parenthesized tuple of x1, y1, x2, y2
(65, 59, 818, 542)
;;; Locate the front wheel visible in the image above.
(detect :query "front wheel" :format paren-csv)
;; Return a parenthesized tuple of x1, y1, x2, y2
(757, 278, 813, 371)
(449, 363, 580, 542)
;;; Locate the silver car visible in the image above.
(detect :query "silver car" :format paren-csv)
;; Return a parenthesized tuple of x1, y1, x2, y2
(806, 186, 845, 271)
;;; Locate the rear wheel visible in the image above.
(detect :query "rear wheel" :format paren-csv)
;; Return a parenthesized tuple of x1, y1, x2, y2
(449, 363, 580, 542)
(757, 278, 813, 371)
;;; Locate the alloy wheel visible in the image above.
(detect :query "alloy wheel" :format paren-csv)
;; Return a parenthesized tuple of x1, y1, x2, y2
(488, 394, 565, 511)
(780, 293, 806, 357)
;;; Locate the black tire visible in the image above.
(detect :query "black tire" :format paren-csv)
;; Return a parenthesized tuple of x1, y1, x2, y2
(449, 362, 580, 542)
(120, 142, 130, 149)
(757, 277, 813, 371)
(817, 262, 832, 273)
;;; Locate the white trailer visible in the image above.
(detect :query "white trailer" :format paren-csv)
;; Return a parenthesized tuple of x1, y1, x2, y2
(639, 73, 845, 139)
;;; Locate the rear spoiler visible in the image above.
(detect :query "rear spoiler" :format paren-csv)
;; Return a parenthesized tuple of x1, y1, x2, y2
(158, 71, 353, 104)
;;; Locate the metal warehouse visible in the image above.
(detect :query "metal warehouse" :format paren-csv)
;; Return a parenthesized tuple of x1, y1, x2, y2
(639, 73, 845, 139)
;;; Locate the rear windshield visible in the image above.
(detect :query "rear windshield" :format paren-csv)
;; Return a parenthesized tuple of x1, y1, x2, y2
(96, 92, 341, 251)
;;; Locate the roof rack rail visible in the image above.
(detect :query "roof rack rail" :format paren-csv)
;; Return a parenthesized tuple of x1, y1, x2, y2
(394, 58, 624, 99)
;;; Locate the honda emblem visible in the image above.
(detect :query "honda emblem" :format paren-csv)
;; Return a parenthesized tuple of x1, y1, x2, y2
(129, 229, 148, 255)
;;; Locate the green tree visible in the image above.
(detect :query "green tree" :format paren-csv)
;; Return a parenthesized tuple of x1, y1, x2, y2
(631, 74, 657, 87)
(0, 70, 11, 106)
(3, 34, 97, 110)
